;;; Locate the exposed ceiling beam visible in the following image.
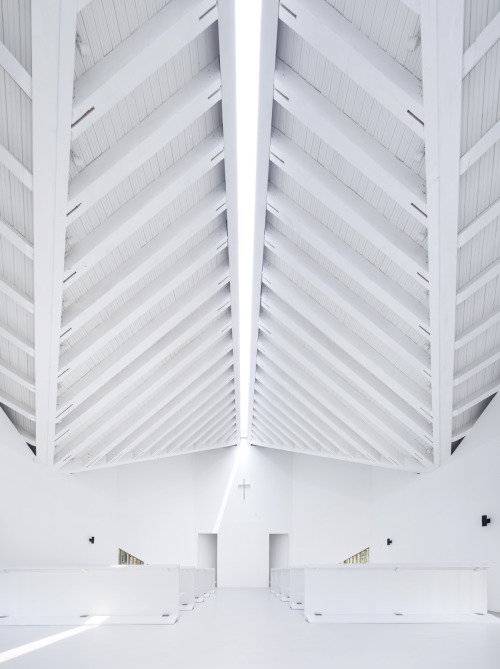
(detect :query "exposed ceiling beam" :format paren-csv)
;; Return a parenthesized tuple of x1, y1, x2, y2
(0, 276, 33, 313)
(399, 0, 420, 14)
(458, 196, 500, 248)
(71, 0, 218, 137)
(265, 226, 431, 372)
(0, 39, 32, 97)
(247, 0, 280, 436)
(253, 399, 322, 455)
(453, 380, 500, 417)
(267, 187, 429, 331)
(252, 409, 309, 454)
(0, 322, 34, 356)
(261, 291, 432, 437)
(278, 0, 424, 136)
(456, 257, 500, 305)
(0, 144, 32, 190)
(0, 359, 35, 392)
(257, 345, 431, 467)
(454, 343, 500, 386)
(32, 0, 78, 466)
(66, 60, 222, 222)
(0, 213, 33, 259)
(452, 419, 476, 442)
(274, 59, 427, 221)
(218, 0, 241, 445)
(270, 131, 429, 282)
(0, 390, 35, 421)
(420, 0, 464, 465)
(57, 268, 230, 419)
(161, 406, 236, 458)
(257, 348, 430, 465)
(55, 326, 233, 465)
(165, 422, 237, 459)
(462, 12, 500, 77)
(110, 368, 235, 464)
(455, 309, 500, 350)
(459, 118, 500, 174)
(61, 210, 227, 341)
(64, 131, 225, 284)
(262, 265, 431, 410)
(254, 370, 384, 463)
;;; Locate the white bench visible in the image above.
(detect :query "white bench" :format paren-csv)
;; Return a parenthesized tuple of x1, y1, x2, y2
(179, 566, 195, 611)
(289, 566, 305, 610)
(0, 565, 180, 625)
(304, 564, 494, 624)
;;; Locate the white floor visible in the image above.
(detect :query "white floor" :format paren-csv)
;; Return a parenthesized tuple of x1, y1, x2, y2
(0, 589, 499, 668)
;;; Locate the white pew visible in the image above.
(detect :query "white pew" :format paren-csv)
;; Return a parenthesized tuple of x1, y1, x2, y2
(304, 564, 495, 623)
(0, 565, 179, 625)
(179, 566, 195, 611)
(279, 567, 290, 602)
(270, 567, 278, 594)
(289, 566, 305, 610)
(194, 568, 205, 603)
(205, 567, 216, 595)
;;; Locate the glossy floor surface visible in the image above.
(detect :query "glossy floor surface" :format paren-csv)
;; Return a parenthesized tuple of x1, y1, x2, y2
(0, 588, 499, 668)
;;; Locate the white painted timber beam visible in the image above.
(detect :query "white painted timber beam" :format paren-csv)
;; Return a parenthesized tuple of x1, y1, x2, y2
(257, 350, 414, 465)
(456, 257, 500, 304)
(71, 0, 218, 137)
(55, 326, 233, 464)
(265, 226, 431, 371)
(463, 12, 500, 77)
(274, 60, 427, 220)
(0, 144, 32, 190)
(59, 225, 228, 372)
(278, 0, 424, 136)
(455, 309, 500, 349)
(160, 406, 236, 458)
(66, 60, 221, 222)
(267, 186, 429, 331)
(252, 410, 305, 454)
(255, 382, 362, 460)
(460, 119, 500, 174)
(61, 207, 227, 341)
(56, 269, 230, 420)
(114, 368, 235, 463)
(247, 0, 280, 436)
(0, 322, 34, 356)
(0, 40, 32, 97)
(262, 264, 431, 411)
(151, 394, 235, 458)
(254, 370, 384, 463)
(0, 391, 35, 421)
(399, 0, 420, 14)
(452, 419, 476, 442)
(453, 379, 500, 416)
(458, 196, 500, 247)
(270, 131, 429, 282)
(0, 276, 33, 313)
(0, 214, 33, 259)
(420, 0, 464, 465)
(261, 289, 432, 437)
(32, 0, 78, 465)
(454, 343, 500, 386)
(165, 421, 237, 458)
(253, 399, 322, 454)
(0, 359, 35, 391)
(259, 326, 431, 457)
(218, 0, 241, 444)
(64, 131, 225, 284)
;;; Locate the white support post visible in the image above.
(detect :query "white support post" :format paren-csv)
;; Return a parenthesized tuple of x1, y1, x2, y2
(66, 61, 222, 222)
(71, 0, 218, 137)
(274, 59, 427, 221)
(270, 131, 429, 282)
(420, 0, 464, 465)
(278, 0, 424, 136)
(247, 0, 280, 439)
(32, 0, 78, 466)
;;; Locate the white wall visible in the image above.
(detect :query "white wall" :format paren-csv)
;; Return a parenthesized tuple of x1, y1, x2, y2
(290, 454, 373, 565)
(0, 409, 118, 566)
(369, 393, 500, 611)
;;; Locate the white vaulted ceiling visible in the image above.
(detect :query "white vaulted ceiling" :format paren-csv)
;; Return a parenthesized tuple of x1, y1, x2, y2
(0, 0, 499, 474)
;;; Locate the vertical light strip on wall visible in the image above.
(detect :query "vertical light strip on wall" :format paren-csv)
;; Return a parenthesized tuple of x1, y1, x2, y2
(235, 0, 263, 438)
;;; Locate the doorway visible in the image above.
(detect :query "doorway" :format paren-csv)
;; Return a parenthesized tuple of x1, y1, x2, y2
(198, 533, 217, 585)
(269, 533, 289, 586)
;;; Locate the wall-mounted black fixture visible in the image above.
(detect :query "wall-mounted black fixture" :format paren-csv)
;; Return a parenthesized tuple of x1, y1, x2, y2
(89, 536, 95, 544)
(482, 516, 491, 527)
(387, 538, 393, 546)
